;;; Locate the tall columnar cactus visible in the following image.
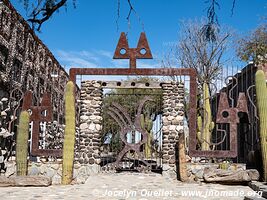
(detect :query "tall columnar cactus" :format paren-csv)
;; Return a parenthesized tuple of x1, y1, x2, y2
(197, 82, 214, 150)
(255, 70, 267, 181)
(140, 114, 153, 158)
(62, 81, 76, 185)
(16, 111, 30, 176)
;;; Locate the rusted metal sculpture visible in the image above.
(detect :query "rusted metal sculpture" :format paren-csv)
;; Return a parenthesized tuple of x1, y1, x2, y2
(70, 32, 197, 159)
(22, 91, 62, 156)
(113, 32, 153, 69)
(107, 96, 153, 171)
(190, 92, 249, 157)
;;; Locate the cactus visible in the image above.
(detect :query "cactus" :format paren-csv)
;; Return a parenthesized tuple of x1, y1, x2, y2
(255, 70, 267, 181)
(16, 111, 30, 176)
(197, 82, 215, 150)
(140, 114, 153, 158)
(62, 81, 76, 185)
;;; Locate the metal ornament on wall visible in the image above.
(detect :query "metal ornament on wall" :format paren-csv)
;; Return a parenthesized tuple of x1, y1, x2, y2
(113, 32, 153, 69)
(215, 92, 249, 157)
(22, 91, 62, 157)
(107, 96, 153, 171)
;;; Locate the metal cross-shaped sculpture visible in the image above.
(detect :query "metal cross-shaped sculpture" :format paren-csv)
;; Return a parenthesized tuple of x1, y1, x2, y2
(22, 91, 62, 157)
(113, 32, 153, 69)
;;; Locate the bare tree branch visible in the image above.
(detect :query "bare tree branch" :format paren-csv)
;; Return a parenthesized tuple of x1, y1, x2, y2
(26, 0, 68, 31)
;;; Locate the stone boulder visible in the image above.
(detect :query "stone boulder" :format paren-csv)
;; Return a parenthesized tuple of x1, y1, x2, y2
(203, 167, 251, 183)
(246, 169, 260, 181)
(0, 176, 52, 187)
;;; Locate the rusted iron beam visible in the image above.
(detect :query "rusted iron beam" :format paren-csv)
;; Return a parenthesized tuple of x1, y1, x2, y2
(69, 67, 196, 83)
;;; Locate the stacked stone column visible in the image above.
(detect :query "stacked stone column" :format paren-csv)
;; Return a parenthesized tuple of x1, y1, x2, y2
(76, 81, 103, 167)
(161, 82, 185, 179)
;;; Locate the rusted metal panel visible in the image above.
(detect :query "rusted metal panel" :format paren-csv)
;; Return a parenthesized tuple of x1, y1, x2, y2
(189, 92, 249, 158)
(22, 91, 62, 157)
(113, 32, 153, 68)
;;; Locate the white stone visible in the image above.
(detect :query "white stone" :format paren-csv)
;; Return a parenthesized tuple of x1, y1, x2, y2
(87, 164, 100, 175)
(176, 125, 184, 131)
(95, 124, 102, 131)
(167, 116, 174, 121)
(93, 83, 101, 87)
(1, 111, 7, 116)
(52, 174, 61, 185)
(80, 123, 88, 130)
(82, 100, 91, 104)
(96, 116, 103, 121)
(80, 115, 89, 121)
(169, 125, 176, 131)
(162, 126, 169, 132)
(175, 116, 183, 122)
(1, 98, 8, 102)
(89, 115, 97, 121)
(89, 123, 96, 131)
(5, 162, 15, 177)
(177, 103, 184, 107)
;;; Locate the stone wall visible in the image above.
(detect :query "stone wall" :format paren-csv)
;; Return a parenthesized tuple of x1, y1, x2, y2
(76, 81, 103, 173)
(161, 82, 185, 179)
(0, 0, 70, 123)
(3, 161, 97, 184)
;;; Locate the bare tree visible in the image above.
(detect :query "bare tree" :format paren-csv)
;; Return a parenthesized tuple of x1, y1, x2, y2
(163, 19, 232, 150)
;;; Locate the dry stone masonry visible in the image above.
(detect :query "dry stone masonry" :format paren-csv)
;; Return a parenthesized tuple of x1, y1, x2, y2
(76, 81, 103, 173)
(161, 82, 185, 179)
(76, 80, 185, 180)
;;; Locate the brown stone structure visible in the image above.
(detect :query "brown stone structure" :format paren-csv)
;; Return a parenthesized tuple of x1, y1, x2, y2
(76, 81, 103, 168)
(162, 82, 184, 179)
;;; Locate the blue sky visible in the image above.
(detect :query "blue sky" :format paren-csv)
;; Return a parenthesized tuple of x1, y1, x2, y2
(10, 0, 267, 74)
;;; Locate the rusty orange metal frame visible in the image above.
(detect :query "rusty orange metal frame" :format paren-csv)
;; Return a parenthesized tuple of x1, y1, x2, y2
(70, 67, 238, 158)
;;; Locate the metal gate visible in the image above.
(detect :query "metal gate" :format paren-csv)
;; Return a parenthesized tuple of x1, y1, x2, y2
(100, 90, 163, 173)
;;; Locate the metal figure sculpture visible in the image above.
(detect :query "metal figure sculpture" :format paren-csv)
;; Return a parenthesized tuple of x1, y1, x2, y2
(107, 96, 153, 171)
(215, 92, 249, 157)
(113, 32, 153, 69)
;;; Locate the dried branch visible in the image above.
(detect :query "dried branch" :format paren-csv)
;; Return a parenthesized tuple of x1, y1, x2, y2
(116, 0, 121, 31)
(27, 0, 68, 31)
(231, 0, 236, 16)
(203, 0, 236, 42)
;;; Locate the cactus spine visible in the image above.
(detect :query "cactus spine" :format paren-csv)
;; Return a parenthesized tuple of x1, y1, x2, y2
(16, 111, 30, 176)
(255, 70, 267, 181)
(197, 82, 214, 150)
(140, 114, 153, 158)
(62, 81, 76, 185)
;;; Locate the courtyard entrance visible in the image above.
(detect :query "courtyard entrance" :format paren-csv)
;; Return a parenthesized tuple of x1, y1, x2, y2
(100, 85, 163, 173)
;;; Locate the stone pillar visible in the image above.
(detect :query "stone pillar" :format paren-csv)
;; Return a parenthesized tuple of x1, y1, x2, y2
(161, 82, 184, 179)
(76, 81, 103, 170)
